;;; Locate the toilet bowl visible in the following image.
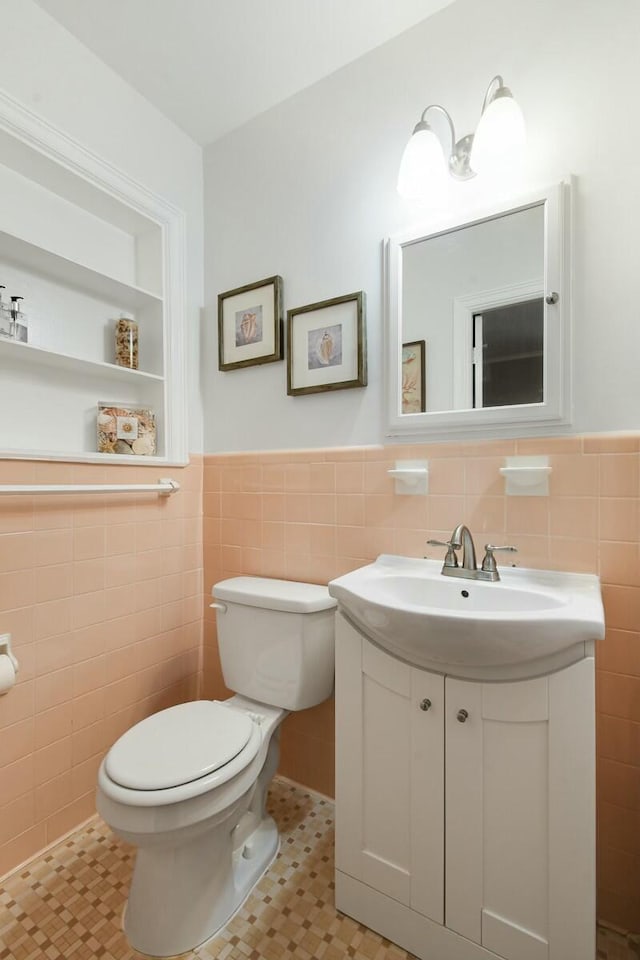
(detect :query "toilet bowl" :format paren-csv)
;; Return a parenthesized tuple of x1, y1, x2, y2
(97, 577, 336, 958)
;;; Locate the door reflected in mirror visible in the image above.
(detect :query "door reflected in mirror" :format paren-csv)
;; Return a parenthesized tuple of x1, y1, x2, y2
(474, 297, 544, 408)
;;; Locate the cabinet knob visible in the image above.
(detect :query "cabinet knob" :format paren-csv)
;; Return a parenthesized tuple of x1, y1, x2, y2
(456, 708, 469, 723)
(419, 698, 432, 711)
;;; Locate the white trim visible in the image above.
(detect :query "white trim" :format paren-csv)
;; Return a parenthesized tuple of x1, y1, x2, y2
(0, 449, 189, 466)
(274, 773, 335, 805)
(0, 89, 188, 464)
(385, 180, 572, 442)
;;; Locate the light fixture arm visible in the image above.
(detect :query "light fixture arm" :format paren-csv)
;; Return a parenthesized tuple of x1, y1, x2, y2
(418, 103, 475, 181)
(419, 104, 456, 146)
(480, 74, 519, 115)
(480, 75, 505, 113)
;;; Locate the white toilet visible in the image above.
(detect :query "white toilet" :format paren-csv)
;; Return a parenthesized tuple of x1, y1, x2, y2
(96, 576, 336, 958)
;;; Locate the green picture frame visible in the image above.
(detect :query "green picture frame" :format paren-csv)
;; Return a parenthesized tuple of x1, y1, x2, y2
(287, 291, 367, 396)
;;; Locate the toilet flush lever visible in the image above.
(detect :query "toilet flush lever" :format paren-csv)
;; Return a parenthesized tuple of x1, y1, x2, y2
(209, 601, 227, 613)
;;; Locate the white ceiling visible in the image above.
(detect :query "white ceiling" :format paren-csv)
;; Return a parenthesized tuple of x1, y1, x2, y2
(34, 0, 455, 145)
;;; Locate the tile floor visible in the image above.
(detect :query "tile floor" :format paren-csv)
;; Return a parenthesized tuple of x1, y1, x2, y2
(0, 777, 636, 960)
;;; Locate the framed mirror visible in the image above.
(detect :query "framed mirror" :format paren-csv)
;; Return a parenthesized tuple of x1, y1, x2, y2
(385, 182, 571, 440)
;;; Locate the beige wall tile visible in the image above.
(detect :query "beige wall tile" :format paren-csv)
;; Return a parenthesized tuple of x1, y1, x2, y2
(34, 702, 73, 750)
(0, 717, 34, 768)
(602, 585, 640, 633)
(600, 541, 640, 588)
(599, 800, 640, 857)
(599, 498, 639, 543)
(0, 456, 201, 877)
(600, 454, 640, 498)
(597, 629, 640, 678)
(363, 460, 393, 495)
(0, 824, 46, 878)
(550, 454, 599, 497)
(506, 497, 550, 536)
(548, 537, 598, 574)
(336, 495, 365, 528)
(285, 493, 310, 523)
(34, 564, 73, 604)
(2, 438, 640, 906)
(335, 461, 364, 493)
(584, 435, 640, 454)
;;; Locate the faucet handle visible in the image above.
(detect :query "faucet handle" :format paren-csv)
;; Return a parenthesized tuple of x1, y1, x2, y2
(426, 539, 459, 568)
(481, 544, 518, 573)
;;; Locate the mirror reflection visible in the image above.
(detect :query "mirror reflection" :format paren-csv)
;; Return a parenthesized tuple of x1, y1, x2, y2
(401, 204, 545, 415)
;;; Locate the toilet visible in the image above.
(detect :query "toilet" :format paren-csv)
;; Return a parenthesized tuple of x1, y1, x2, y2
(96, 576, 336, 958)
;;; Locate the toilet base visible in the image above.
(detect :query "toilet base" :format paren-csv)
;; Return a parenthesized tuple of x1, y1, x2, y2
(124, 811, 280, 958)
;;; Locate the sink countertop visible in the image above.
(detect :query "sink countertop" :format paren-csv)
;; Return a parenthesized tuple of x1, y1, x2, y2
(329, 554, 605, 681)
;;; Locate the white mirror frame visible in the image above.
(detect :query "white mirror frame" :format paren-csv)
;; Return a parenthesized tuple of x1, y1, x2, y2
(385, 181, 572, 441)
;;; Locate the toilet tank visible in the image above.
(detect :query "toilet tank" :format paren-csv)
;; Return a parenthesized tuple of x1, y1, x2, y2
(212, 577, 337, 711)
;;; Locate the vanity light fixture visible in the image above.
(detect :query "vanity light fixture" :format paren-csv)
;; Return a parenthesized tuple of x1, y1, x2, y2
(397, 75, 526, 199)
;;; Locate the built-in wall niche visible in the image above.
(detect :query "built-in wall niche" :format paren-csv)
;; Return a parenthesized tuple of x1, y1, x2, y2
(0, 91, 186, 464)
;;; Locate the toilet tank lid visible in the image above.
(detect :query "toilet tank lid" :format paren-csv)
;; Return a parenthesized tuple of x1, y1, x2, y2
(213, 576, 337, 613)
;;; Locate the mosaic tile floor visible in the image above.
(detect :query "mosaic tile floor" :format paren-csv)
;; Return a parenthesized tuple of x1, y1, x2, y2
(0, 777, 635, 960)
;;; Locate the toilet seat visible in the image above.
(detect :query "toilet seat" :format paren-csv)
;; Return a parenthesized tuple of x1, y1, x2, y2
(105, 701, 256, 792)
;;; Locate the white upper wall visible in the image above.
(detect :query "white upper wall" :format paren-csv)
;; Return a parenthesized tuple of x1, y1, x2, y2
(203, 0, 640, 452)
(0, 0, 205, 453)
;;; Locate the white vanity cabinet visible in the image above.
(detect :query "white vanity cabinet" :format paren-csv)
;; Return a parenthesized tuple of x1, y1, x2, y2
(335, 612, 596, 960)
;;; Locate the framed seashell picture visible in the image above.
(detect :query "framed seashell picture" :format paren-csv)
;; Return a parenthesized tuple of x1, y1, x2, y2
(287, 291, 367, 396)
(97, 403, 157, 456)
(401, 340, 426, 413)
(218, 275, 283, 371)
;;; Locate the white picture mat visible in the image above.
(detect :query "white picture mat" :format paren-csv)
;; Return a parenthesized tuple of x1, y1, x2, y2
(291, 300, 359, 389)
(222, 283, 276, 363)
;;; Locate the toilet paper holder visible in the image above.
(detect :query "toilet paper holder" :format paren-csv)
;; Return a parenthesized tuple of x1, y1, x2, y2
(0, 633, 19, 694)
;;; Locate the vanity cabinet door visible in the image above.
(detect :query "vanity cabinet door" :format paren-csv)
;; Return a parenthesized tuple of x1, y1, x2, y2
(335, 615, 444, 923)
(445, 660, 595, 960)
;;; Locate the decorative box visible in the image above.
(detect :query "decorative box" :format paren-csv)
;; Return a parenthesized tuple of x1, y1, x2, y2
(97, 403, 157, 456)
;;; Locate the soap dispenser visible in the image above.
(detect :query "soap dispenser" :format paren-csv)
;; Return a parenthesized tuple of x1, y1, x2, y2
(10, 296, 27, 342)
(0, 286, 10, 337)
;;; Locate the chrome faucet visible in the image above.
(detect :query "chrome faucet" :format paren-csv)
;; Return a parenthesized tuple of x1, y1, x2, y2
(451, 523, 477, 572)
(427, 524, 517, 582)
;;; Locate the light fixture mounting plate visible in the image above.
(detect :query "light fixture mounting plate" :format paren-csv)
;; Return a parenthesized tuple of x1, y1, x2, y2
(449, 133, 475, 180)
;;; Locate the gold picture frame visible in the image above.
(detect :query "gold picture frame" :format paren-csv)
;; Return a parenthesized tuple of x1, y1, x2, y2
(218, 275, 283, 371)
(287, 291, 367, 396)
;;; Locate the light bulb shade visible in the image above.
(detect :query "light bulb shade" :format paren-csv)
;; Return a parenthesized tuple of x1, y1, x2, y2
(397, 125, 447, 199)
(470, 93, 526, 176)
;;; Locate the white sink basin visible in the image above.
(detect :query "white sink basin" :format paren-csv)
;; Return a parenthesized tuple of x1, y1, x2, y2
(328, 554, 605, 680)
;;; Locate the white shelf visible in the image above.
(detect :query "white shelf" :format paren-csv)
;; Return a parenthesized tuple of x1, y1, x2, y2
(0, 88, 187, 465)
(500, 456, 551, 496)
(0, 336, 164, 384)
(0, 229, 162, 311)
(0, 448, 181, 466)
(388, 460, 429, 495)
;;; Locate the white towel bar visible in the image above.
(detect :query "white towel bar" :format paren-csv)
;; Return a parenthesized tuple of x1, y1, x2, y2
(0, 477, 180, 496)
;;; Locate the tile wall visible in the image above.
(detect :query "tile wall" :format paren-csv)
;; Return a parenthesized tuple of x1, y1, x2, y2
(0, 456, 203, 878)
(0, 438, 637, 931)
(202, 435, 640, 932)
